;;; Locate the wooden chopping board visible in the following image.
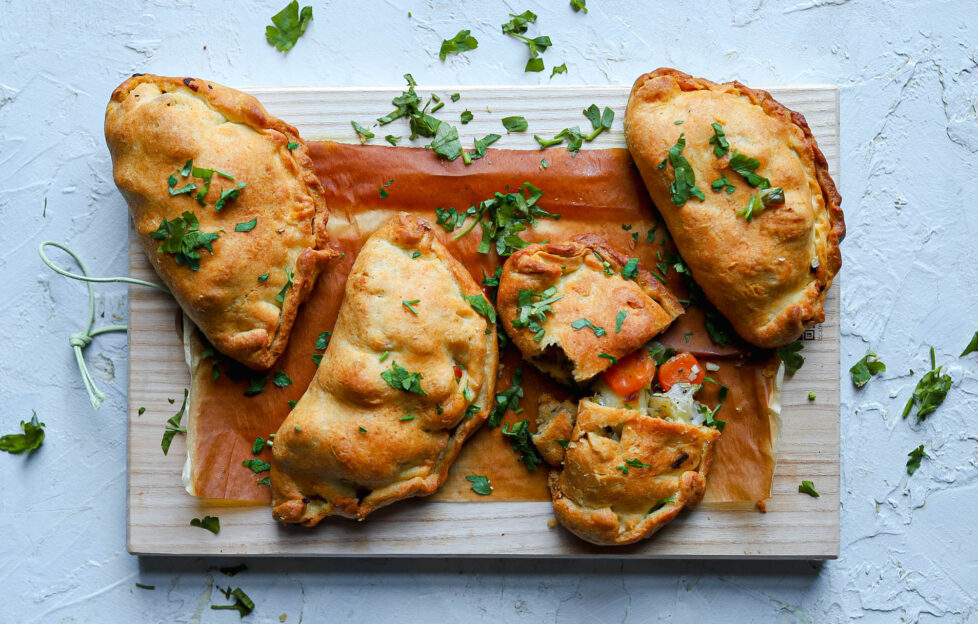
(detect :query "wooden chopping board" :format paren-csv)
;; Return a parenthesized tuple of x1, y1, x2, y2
(127, 84, 840, 557)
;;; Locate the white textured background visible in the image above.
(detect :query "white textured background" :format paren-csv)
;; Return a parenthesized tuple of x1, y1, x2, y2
(2, 0, 977, 622)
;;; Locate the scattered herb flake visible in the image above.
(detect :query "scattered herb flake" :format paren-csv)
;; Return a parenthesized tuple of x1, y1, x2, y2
(243, 374, 269, 397)
(466, 474, 493, 495)
(550, 63, 567, 78)
(402, 299, 420, 315)
(242, 458, 271, 473)
(798, 480, 819, 497)
(960, 331, 978, 357)
(287, 142, 299, 150)
(439, 29, 479, 61)
(621, 257, 639, 280)
(234, 217, 257, 232)
(315, 331, 332, 350)
(502, 419, 543, 470)
(148, 211, 219, 271)
(352, 120, 375, 144)
(265, 1, 313, 52)
(161, 389, 188, 455)
(381, 362, 427, 395)
(729, 151, 771, 189)
(0, 412, 45, 455)
(190, 515, 220, 534)
(615, 310, 627, 333)
(777, 341, 805, 374)
(502, 116, 529, 133)
(275, 266, 294, 304)
(570, 0, 587, 12)
(598, 353, 617, 364)
(709, 122, 729, 157)
(211, 587, 255, 617)
(135, 583, 155, 590)
(489, 367, 524, 427)
(663, 133, 705, 206)
(907, 445, 928, 475)
(513, 287, 563, 342)
(850, 351, 886, 388)
(571, 318, 606, 337)
(273, 371, 292, 388)
(902, 347, 952, 422)
(252, 437, 266, 454)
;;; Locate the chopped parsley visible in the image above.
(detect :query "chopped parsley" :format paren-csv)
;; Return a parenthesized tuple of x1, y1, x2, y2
(684, 331, 693, 343)
(439, 29, 479, 60)
(252, 437, 266, 454)
(698, 402, 726, 432)
(647, 342, 677, 366)
(399, 414, 415, 422)
(315, 331, 332, 350)
(379, 187, 389, 198)
(571, 318, 606, 337)
(798, 480, 819, 498)
(358, 426, 367, 434)
(272, 370, 292, 387)
(711, 175, 736, 194)
(242, 458, 271, 473)
(148, 211, 219, 271)
(135, 583, 155, 590)
(570, 0, 588, 12)
(402, 299, 420, 315)
(488, 367, 524, 427)
(777, 341, 805, 374)
(161, 389, 188, 455)
(661, 133, 705, 206)
(598, 353, 617, 364)
(466, 474, 493, 495)
(850, 351, 886, 388)
(902, 347, 952, 422)
(728, 151, 771, 188)
(190, 515, 220, 534)
(351, 120, 375, 143)
(460, 110, 473, 124)
(212, 586, 255, 617)
(502, 419, 544, 470)
(0, 412, 45, 455)
(450, 182, 558, 256)
(621, 257, 639, 280)
(379, 351, 390, 362)
(808, 391, 816, 401)
(385, 135, 401, 146)
(709, 122, 729, 157)
(214, 183, 246, 211)
(381, 361, 426, 395)
(512, 286, 563, 341)
(258, 273, 269, 282)
(960, 331, 978, 357)
(501, 10, 551, 73)
(287, 142, 299, 150)
(464, 293, 496, 323)
(616, 458, 652, 474)
(615, 310, 627, 333)
(550, 63, 567, 78)
(582, 104, 614, 141)
(534, 105, 612, 155)
(907, 445, 928, 475)
(138, 407, 146, 416)
(502, 116, 529, 132)
(265, 1, 313, 52)
(234, 217, 257, 232)
(275, 266, 294, 304)
(243, 374, 269, 397)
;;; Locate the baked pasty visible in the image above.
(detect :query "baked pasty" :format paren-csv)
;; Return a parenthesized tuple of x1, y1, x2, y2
(497, 234, 683, 384)
(624, 68, 844, 348)
(548, 399, 719, 546)
(533, 394, 577, 467)
(105, 74, 334, 369)
(271, 213, 499, 524)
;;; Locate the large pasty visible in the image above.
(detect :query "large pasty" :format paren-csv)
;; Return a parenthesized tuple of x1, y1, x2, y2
(548, 399, 719, 546)
(497, 234, 683, 384)
(105, 74, 334, 369)
(271, 213, 499, 524)
(624, 68, 844, 348)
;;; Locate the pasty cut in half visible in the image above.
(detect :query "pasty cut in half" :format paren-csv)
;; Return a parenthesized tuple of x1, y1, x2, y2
(544, 391, 720, 546)
(271, 213, 499, 524)
(497, 234, 683, 385)
(105, 74, 335, 369)
(624, 68, 844, 348)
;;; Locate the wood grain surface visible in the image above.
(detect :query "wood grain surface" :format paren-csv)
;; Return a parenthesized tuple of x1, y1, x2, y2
(128, 84, 840, 557)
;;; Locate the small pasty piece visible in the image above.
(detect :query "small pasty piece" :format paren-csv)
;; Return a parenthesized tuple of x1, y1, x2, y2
(271, 213, 499, 524)
(549, 400, 719, 546)
(497, 234, 683, 385)
(105, 74, 334, 369)
(624, 68, 844, 348)
(533, 395, 578, 467)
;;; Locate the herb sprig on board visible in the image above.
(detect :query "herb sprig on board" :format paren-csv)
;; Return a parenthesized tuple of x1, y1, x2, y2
(375, 74, 463, 161)
(534, 104, 613, 155)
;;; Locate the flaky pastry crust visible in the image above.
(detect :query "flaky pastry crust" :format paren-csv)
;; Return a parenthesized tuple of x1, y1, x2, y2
(271, 213, 499, 524)
(548, 400, 719, 546)
(624, 68, 844, 348)
(497, 234, 683, 384)
(105, 74, 334, 369)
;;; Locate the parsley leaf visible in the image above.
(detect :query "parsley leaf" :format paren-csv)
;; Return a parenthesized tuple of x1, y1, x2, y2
(243, 374, 269, 397)
(550, 63, 568, 78)
(234, 218, 257, 232)
(907, 445, 928, 475)
(697, 402, 726, 432)
(621, 257, 639, 280)
(598, 353, 617, 364)
(777, 341, 805, 374)
(242, 458, 271, 473)
(212, 587, 255, 617)
(466, 474, 493, 495)
(616, 458, 651, 474)
(711, 175, 736, 194)
(315, 331, 332, 350)
(902, 346, 952, 422)
(960, 331, 978, 357)
(451, 182, 559, 256)
(275, 266, 294, 305)
(850, 351, 886, 388)
(401, 299, 420, 315)
(161, 389, 188, 455)
(489, 367, 524, 427)
(464, 294, 496, 324)
(501, 11, 552, 73)
(571, 318, 606, 337)
(460, 110, 473, 124)
(439, 29, 479, 60)
(351, 120, 375, 144)
(190, 515, 220, 534)
(663, 133, 705, 206)
(512, 287, 563, 342)
(381, 361, 427, 395)
(430, 121, 463, 161)
(502, 116, 529, 132)
(385, 134, 401, 146)
(266, 1, 313, 52)
(501, 419, 543, 471)
(709, 122, 729, 157)
(582, 104, 614, 140)
(252, 437, 266, 454)
(729, 151, 771, 188)
(0, 412, 45, 455)
(737, 193, 764, 222)
(273, 371, 293, 387)
(798, 480, 819, 497)
(570, 0, 588, 12)
(214, 183, 247, 211)
(615, 310, 627, 333)
(148, 211, 219, 271)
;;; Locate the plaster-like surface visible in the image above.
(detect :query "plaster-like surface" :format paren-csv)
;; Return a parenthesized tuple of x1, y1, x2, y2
(2, 1, 977, 622)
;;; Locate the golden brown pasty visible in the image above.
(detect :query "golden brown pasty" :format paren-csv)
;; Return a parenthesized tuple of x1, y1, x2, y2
(549, 400, 719, 546)
(533, 394, 577, 467)
(497, 234, 683, 384)
(271, 213, 499, 524)
(624, 68, 844, 348)
(105, 74, 334, 369)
